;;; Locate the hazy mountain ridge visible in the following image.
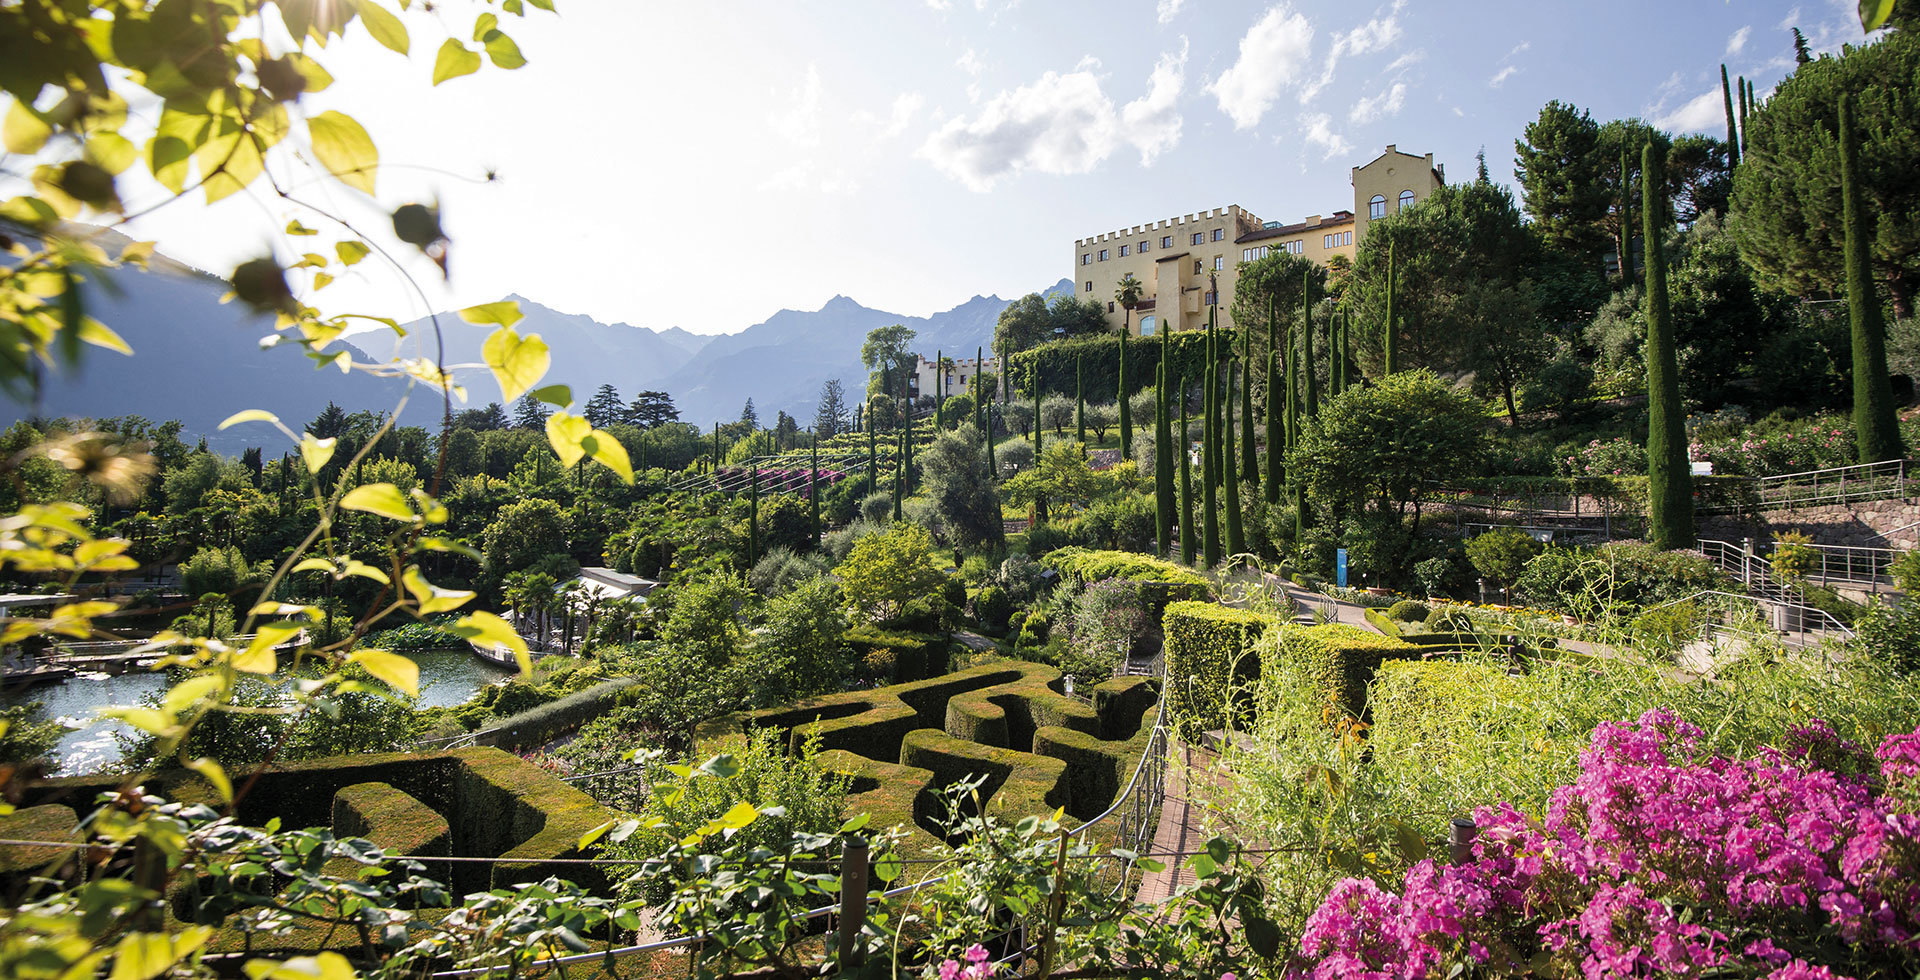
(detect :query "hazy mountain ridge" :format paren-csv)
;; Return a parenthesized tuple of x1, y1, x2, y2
(2, 226, 1070, 446)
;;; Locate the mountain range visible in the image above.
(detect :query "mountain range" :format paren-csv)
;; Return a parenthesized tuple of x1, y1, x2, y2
(3, 229, 1069, 450)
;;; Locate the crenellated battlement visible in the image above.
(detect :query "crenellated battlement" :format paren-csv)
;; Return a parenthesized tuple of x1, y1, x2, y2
(1075, 206, 1252, 248)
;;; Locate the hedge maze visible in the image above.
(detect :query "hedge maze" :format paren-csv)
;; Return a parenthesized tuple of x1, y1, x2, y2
(4, 747, 621, 955)
(697, 660, 1161, 853)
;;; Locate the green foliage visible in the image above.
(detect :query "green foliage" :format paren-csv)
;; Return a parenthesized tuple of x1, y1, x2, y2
(0, 701, 63, 765)
(597, 732, 851, 901)
(1769, 530, 1818, 581)
(1162, 601, 1276, 739)
(1271, 623, 1430, 725)
(1730, 28, 1920, 317)
(1008, 329, 1228, 403)
(178, 543, 264, 596)
(1642, 140, 1694, 550)
(917, 423, 1004, 550)
(1513, 541, 1727, 620)
(748, 545, 830, 597)
(1383, 600, 1429, 623)
(1891, 548, 1920, 593)
(1857, 598, 1920, 671)
(1290, 369, 1488, 528)
(971, 584, 1013, 635)
(1466, 527, 1545, 586)
(1628, 600, 1704, 656)
(482, 496, 569, 576)
(836, 521, 948, 623)
(1042, 546, 1210, 588)
(358, 617, 465, 651)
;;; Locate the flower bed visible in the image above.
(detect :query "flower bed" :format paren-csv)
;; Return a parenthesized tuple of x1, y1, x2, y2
(1296, 710, 1920, 979)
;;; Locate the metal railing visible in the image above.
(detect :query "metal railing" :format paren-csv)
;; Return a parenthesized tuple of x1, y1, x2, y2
(1699, 458, 1916, 514)
(1694, 540, 1858, 642)
(431, 682, 1173, 978)
(1645, 590, 1852, 649)
(1795, 541, 1902, 591)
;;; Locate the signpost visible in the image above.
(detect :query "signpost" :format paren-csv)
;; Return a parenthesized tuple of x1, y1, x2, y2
(1336, 548, 1348, 588)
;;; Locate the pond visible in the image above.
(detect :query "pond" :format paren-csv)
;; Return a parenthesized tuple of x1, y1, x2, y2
(0, 648, 511, 776)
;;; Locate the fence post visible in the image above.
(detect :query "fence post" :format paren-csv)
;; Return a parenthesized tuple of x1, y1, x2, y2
(837, 835, 870, 967)
(1448, 818, 1478, 864)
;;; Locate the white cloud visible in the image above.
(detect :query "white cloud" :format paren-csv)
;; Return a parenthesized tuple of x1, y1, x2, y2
(1121, 39, 1188, 165)
(1301, 112, 1351, 159)
(925, 0, 950, 9)
(1299, 1, 1405, 103)
(771, 64, 824, 147)
(1488, 65, 1519, 88)
(854, 91, 926, 140)
(919, 70, 1119, 191)
(1655, 88, 1726, 133)
(1207, 4, 1315, 129)
(1505, 40, 1531, 59)
(1727, 25, 1752, 55)
(1384, 49, 1424, 73)
(1156, 0, 1185, 25)
(1348, 81, 1406, 124)
(957, 48, 983, 76)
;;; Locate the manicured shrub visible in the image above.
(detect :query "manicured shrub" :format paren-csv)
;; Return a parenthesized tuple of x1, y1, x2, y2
(970, 585, 1012, 635)
(1769, 529, 1817, 582)
(1273, 623, 1429, 724)
(1383, 600, 1429, 623)
(1465, 527, 1543, 587)
(1892, 548, 1920, 593)
(1162, 601, 1276, 739)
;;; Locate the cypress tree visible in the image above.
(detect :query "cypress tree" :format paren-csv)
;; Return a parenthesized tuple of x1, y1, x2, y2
(986, 400, 998, 479)
(748, 464, 760, 566)
(1840, 93, 1905, 463)
(713, 422, 721, 472)
(934, 349, 943, 428)
(1618, 142, 1633, 280)
(808, 429, 820, 549)
(1202, 355, 1220, 567)
(1075, 355, 1086, 445)
(1240, 327, 1257, 487)
(892, 428, 905, 522)
(1383, 237, 1399, 375)
(1302, 268, 1318, 417)
(1179, 374, 1196, 566)
(1264, 349, 1282, 504)
(867, 414, 877, 495)
(1154, 360, 1172, 556)
(1205, 309, 1221, 487)
(1720, 64, 1741, 169)
(1737, 75, 1749, 153)
(903, 409, 915, 495)
(1642, 141, 1694, 550)
(1224, 359, 1247, 556)
(1032, 375, 1042, 458)
(1118, 331, 1133, 459)
(1284, 312, 1299, 455)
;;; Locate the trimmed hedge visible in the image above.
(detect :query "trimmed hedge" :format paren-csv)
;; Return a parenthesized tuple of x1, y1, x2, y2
(18, 747, 621, 955)
(1363, 608, 1403, 637)
(479, 677, 644, 751)
(710, 661, 1165, 851)
(1367, 659, 1528, 767)
(1272, 623, 1436, 724)
(844, 625, 950, 683)
(1162, 601, 1277, 740)
(0, 804, 74, 876)
(1384, 600, 1430, 622)
(1007, 329, 1232, 402)
(1043, 547, 1211, 587)
(326, 782, 452, 885)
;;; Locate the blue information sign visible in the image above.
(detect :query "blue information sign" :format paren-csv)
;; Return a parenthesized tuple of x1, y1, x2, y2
(1336, 548, 1348, 588)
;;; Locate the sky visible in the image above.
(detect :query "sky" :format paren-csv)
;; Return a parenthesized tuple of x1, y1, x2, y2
(16, 0, 1887, 338)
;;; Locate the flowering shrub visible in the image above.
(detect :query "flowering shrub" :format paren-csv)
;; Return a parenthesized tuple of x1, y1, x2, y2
(1561, 436, 1646, 477)
(1295, 711, 1920, 979)
(936, 944, 995, 980)
(1689, 414, 1858, 476)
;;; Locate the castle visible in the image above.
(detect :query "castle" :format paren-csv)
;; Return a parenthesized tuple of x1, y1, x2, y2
(1071, 145, 1444, 336)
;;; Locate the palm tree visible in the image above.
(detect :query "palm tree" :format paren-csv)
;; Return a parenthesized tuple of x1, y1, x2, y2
(1114, 273, 1144, 335)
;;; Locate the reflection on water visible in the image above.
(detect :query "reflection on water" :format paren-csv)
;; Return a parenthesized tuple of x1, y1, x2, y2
(0, 648, 509, 775)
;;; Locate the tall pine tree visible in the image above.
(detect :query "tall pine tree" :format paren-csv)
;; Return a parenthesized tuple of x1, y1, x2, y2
(1224, 359, 1247, 556)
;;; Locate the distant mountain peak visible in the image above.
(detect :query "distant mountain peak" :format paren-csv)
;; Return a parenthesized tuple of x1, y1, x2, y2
(820, 294, 864, 312)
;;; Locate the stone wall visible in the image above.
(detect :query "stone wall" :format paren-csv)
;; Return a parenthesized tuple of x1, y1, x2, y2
(1699, 498, 1920, 549)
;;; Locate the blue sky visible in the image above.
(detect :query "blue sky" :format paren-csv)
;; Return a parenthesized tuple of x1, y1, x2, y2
(81, 0, 1881, 337)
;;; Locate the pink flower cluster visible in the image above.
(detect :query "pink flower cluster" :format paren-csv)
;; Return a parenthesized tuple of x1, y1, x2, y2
(937, 944, 994, 980)
(1295, 710, 1920, 979)
(1689, 422, 1857, 476)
